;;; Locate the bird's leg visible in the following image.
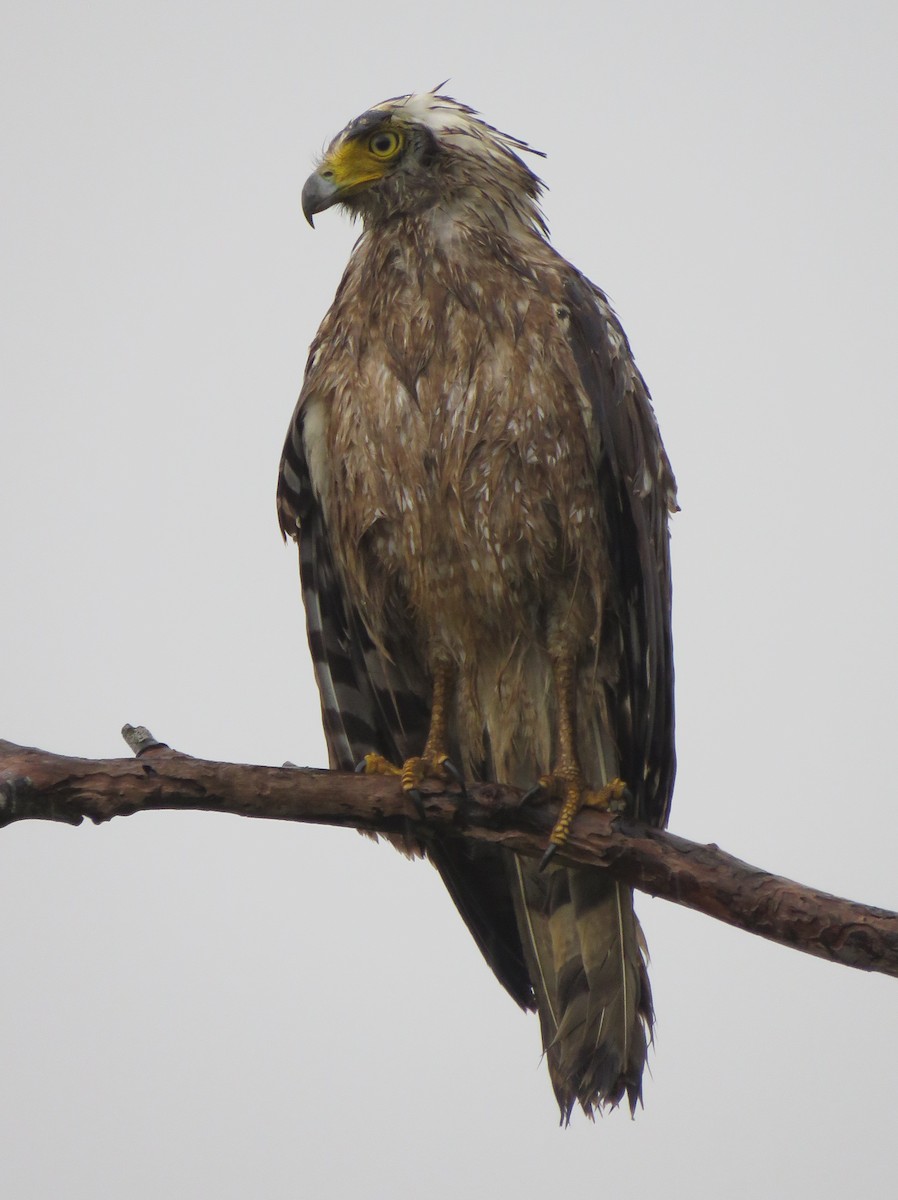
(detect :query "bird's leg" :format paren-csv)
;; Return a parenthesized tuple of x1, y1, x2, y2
(536, 648, 627, 868)
(399, 655, 456, 792)
(359, 656, 461, 793)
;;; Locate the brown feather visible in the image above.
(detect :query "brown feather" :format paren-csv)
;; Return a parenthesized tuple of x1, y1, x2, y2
(279, 92, 675, 1119)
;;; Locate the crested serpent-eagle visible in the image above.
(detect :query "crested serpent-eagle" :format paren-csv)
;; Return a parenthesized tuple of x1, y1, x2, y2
(277, 90, 678, 1121)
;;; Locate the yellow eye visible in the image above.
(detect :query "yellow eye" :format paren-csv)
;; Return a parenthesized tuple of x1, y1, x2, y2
(368, 129, 402, 159)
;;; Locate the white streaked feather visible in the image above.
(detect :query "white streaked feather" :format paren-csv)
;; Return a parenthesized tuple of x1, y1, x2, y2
(613, 882, 630, 1068)
(512, 855, 560, 1034)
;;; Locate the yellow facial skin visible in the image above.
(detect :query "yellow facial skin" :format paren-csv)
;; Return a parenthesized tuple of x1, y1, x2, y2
(319, 127, 405, 197)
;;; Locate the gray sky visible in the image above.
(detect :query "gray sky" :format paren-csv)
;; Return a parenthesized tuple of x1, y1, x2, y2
(2, 2, 897, 1196)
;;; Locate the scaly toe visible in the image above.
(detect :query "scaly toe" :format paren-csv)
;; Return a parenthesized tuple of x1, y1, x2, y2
(541, 774, 630, 867)
(400, 753, 461, 793)
(583, 777, 629, 812)
(400, 757, 427, 792)
(358, 752, 403, 778)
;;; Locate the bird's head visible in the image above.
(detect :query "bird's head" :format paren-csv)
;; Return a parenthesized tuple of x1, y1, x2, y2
(301, 89, 546, 233)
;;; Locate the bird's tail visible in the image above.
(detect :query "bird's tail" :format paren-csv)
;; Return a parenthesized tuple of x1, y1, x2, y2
(509, 854, 653, 1121)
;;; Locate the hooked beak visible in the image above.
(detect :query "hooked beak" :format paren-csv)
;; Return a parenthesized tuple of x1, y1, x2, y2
(301, 170, 341, 227)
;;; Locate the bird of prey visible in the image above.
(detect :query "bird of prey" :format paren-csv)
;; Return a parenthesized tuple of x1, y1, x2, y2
(278, 90, 677, 1121)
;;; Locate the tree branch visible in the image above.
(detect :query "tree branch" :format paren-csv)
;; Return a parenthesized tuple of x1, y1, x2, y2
(1, 731, 895, 979)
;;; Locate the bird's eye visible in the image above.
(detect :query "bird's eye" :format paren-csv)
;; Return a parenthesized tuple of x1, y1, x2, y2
(368, 130, 402, 159)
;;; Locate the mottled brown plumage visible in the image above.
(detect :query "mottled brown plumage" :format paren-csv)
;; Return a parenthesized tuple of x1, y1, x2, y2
(278, 91, 677, 1120)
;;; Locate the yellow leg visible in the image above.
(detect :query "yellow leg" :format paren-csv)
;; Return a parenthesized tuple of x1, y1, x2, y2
(540, 650, 627, 865)
(361, 657, 457, 792)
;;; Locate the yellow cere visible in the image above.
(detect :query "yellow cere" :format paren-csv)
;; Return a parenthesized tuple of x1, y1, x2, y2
(323, 127, 404, 192)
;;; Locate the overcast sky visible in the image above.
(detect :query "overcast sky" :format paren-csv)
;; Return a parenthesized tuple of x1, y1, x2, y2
(2, 2, 897, 1197)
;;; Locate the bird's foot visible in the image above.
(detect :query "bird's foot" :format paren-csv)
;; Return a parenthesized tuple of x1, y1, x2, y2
(399, 753, 452, 793)
(356, 752, 403, 778)
(531, 773, 628, 870)
(356, 751, 467, 818)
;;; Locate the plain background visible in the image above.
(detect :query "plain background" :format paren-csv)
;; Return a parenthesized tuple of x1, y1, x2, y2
(2, 2, 896, 1196)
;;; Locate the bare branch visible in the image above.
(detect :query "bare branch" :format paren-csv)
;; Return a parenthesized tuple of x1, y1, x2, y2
(1, 734, 895, 979)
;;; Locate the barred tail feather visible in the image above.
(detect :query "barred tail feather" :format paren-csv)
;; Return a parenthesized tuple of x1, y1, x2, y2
(510, 857, 652, 1121)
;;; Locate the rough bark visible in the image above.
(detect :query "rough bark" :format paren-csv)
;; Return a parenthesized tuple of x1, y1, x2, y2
(1, 730, 896, 979)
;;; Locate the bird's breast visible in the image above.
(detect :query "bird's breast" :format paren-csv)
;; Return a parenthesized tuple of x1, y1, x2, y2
(303, 263, 605, 652)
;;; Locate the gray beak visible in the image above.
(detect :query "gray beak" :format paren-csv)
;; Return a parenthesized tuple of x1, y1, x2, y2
(301, 171, 340, 227)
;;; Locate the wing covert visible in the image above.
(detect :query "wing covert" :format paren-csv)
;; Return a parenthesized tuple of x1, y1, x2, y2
(277, 389, 536, 1009)
(563, 271, 677, 828)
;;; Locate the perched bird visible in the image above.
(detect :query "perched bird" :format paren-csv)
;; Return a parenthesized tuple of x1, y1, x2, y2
(278, 90, 677, 1121)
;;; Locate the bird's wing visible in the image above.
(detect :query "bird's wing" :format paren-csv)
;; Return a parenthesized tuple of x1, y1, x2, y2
(501, 268, 673, 1117)
(277, 384, 535, 1009)
(277, 388, 427, 776)
(563, 269, 677, 828)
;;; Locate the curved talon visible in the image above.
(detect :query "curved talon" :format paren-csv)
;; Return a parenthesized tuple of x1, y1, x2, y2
(523, 774, 556, 806)
(538, 843, 560, 872)
(541, 774, 629, 862)
(406, 788, 426, 820)
(357, 746, 465, 821)
(522, 782, 545, 806)
(442, 757, 468, 798)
